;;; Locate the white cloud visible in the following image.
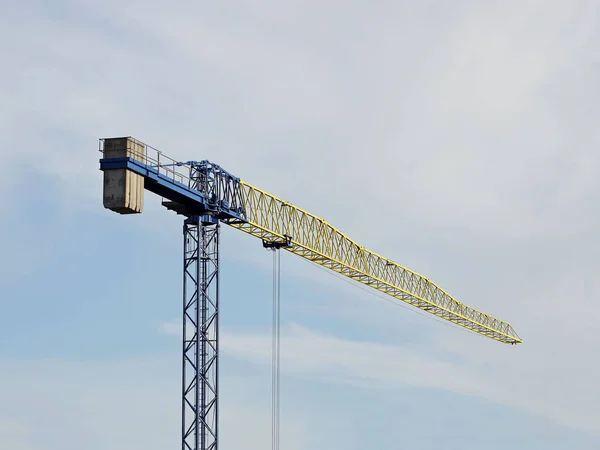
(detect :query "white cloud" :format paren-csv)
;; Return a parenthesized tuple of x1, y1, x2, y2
(0, 417, 34, 450)
(1, 0, 600, 447)
(160, 230, 600, 440)
(0, 357, 310, 450)
(160, 320, 182, 337)
(2, 0, 599, 241)
(216, 322, 600, 436)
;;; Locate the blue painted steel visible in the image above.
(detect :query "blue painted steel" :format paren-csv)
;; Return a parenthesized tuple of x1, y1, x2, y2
(187, 160, 246, 220)
(100, 150, 245, 450)
(99, 157, 247, 222)
(182, 218, 220, 450)
(200, 215, 219, 226)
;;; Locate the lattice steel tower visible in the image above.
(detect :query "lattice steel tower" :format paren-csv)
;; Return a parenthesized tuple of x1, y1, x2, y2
(182, 216, 219, 450)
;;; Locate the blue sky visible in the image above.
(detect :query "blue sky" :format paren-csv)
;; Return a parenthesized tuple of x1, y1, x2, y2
(1, 0, 600, 449)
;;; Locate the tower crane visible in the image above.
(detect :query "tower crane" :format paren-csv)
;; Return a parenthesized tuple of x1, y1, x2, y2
(99, 136, 522, 450)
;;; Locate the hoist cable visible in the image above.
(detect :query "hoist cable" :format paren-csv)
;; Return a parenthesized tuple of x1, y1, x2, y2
(271, 249, 281, 450)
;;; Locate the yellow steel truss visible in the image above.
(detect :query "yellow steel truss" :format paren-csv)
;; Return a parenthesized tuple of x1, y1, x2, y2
(229, 181, 522, 345)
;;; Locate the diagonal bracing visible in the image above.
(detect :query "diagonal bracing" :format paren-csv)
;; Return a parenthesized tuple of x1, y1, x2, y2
(228, 182, 521, 344)
(182, 217, 219, 450)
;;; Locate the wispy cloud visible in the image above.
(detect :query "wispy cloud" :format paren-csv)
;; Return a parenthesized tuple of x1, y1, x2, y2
(211, 322, 600, 435)
(0, 357, 311, 450)
(2, 0, 600, 447)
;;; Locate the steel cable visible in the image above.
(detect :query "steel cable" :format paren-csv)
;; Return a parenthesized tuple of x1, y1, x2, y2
(271, 249, 281, 450)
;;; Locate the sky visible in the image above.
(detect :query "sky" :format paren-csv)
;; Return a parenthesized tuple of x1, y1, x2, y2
(1, 0, 599, 449)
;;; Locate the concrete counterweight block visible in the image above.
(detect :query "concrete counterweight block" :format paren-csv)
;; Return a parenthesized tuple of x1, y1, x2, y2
(102, 137, 146, 214)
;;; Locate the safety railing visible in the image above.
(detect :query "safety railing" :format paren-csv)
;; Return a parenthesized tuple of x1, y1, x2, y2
(99, 138, 247, 221)
(99, 138, 192, 188)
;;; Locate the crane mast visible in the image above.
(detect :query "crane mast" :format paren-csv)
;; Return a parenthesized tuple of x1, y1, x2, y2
(99, 136, 521, 450)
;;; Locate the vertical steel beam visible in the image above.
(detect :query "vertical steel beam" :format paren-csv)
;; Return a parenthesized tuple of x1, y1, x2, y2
(183, 215, 219, 450)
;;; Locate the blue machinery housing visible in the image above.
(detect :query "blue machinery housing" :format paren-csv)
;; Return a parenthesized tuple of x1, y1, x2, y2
(100, 155, 247, 222)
